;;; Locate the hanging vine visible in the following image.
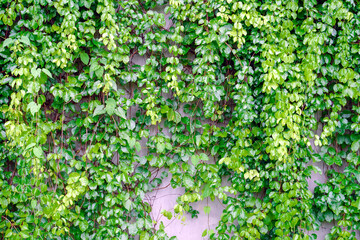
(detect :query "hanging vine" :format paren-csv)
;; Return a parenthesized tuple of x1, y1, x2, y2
(0, 0, 359, 240)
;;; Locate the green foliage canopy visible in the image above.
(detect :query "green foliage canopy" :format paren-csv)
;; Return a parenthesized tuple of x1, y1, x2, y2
(0, 0, 360, 239)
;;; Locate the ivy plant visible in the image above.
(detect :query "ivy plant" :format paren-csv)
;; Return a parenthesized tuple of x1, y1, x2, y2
(0, 0, 359, 240)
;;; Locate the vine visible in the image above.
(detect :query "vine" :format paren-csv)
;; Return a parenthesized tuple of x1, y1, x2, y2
(0, 0, 359, 240)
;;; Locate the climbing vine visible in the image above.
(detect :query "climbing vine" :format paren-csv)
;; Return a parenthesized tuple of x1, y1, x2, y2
(0, 0, 359, 240)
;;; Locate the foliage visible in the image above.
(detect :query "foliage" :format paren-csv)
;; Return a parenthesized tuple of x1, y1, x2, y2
(0, 0, 359, 239)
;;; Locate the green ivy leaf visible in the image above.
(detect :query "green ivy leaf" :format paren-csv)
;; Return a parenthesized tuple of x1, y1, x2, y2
(114, 107, 127, 119)
(80, 53, 90, 65)
(128, 223, 137, 235)
(42, 69, 52, 78)
(31, 199, 37, 209)
(124, 199, 132, 210)
(334, 156, 342, 166)
(90, 62, 100, 72)
(183, 175, 194, 189)
(140, 231, 150, 240)
(128, 137, 136, 148)
(204, 206, 211, 214)
(95, 67, 104, 78)
(199, 153, 209, 161)
(157, 142, 165, 153)
(19, 35, 30, 46)
(174, 111, 182, 123)
(27, 102, 41, 116)
(31, 67, 41, 79)
(2, 38, 14, 48)
(93, 105, 105, 116)
(161, 210, 173, 220)
(79, 221, 89, 232)
(323, 154, 334, 165)
(135, 142, 141, 152)
(33, 146, 44, 158)
(351, 139, 360, 152)
(68, 172, 80, 184)
(202, 184, 211, 198)
(191, 155, 199, 166)
(351, 198, 360, 210)
(105, 98, 116, 116)
(4, 229, 12, 238)
(1, 198, 8, 208)
(324, 211, 333, 222)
